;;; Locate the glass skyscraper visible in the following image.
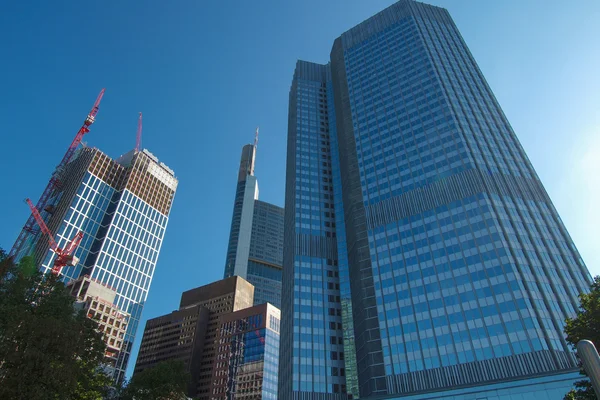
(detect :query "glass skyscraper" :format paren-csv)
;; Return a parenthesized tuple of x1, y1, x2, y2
(224, 142, 285, 308)
(19, 147, 177, 382)
(281, 62, 353, 399)
(280, 1, 591, 399)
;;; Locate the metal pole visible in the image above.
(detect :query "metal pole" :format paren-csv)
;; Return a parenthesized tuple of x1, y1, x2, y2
(577, 340, 600, 398)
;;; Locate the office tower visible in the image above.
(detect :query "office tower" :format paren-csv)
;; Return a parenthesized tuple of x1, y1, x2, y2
(224, 142, 285, 308)
(67, 275, 130, 377)
(134, 303, 210, 395)
(136, 277, 254, 398)
(280, 1, 592, 399)
(180, 276, 254, 399)
(281, 62, 352, 400)
(16, 146, 177, 382)
(135, 276, 280, 400)
(211, 303, 280, 400)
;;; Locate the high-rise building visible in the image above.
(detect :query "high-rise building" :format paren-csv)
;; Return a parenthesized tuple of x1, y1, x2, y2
(136, 276, 254, 398)
(15, 146, 177, 382)
(134, 302, 211, 396)
(280, 1, 591, 399)
(135, 276, 280, 400)
(281, 61, 352, 400)
(224, 142, 285, 308)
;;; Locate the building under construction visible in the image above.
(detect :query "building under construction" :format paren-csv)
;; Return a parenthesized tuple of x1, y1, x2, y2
(67, 275, 130, 377)
(134, 276, 280, 400)
(9, 91, 178, 382)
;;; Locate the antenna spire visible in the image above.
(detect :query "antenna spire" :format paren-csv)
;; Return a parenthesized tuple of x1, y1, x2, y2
(254, 126, 259, 148)
(135, 112, 143, 152)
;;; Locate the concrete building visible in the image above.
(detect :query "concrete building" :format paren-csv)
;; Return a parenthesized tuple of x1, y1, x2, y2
(280, 1, 591, 399)
(136, 276, 280, 399)
(134, 304, 210, 396)
(181, 276, 255, 399)
(13, 146, 177, 381)
(224, 142, 284, 308)
(67, 275, 130, 376)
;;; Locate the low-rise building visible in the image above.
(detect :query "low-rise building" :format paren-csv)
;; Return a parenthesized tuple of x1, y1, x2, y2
(211, 303, 280, 400)
(134, 276, 280, 399)
(67, 275, 129, 376)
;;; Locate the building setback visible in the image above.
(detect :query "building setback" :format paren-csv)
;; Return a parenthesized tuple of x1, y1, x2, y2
(280, 1, 591, 399)
(14, 146, 177, 382)
(224, 142, 284, 308)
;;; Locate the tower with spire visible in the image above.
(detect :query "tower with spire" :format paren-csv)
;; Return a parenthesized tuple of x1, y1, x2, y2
(223, 128, 284, 308)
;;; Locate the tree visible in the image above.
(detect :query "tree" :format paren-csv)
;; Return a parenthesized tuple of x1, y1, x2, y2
(563, 276, 600, 400)
(0, 247, 36, 279)
(0, 261, 112, 400)
(121, 360, 190, 400)
(0, 246, 13, 278)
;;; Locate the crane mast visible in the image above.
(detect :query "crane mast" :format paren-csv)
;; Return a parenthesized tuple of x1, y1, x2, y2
(9, 89, 105, 260)
(25, 198, 83, 275)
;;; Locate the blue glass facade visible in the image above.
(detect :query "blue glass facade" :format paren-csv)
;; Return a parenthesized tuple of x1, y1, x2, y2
(213, 303, 281, 400)
(329, 77, 360, 399)
(248, 200, 285, 307)
(382, 372, 581, 400)
(281, 62, 349, 400)
(27, 147, 177, 382)
(281, 1, 591, 399)
(41, 170, 116, 281)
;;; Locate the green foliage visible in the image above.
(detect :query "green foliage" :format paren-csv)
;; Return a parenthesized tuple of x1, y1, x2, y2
(0, 263, 112, 400)
(564, 380, 596, 400)
(17, 255, 37, 277)
(563, 276, 600, 400)
(121, 360, 190, 400)
(0, 248, 35, 279)
(0, 246, 14, 278)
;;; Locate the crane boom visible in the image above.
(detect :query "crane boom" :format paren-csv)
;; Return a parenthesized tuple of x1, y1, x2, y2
(135, 112, 143, 152)
(57, 89, 104, 178)
(9, 89, 105, 259)
(63, 231, 83, 256)
(52, 231, 84, 275)
(25, 198, 83, 275)
(25, 198, 57, 251)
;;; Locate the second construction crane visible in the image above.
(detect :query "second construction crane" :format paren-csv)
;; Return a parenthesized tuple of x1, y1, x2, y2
(25, 198, 83, 275)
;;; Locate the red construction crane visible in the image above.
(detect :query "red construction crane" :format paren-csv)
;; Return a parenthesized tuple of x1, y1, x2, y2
(9, 89, 104, 259)
(135, 112, 142, 152)
(25, 198, 83, 275)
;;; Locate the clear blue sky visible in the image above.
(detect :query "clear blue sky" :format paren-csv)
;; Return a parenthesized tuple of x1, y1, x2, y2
(1, 0, 599, 378)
